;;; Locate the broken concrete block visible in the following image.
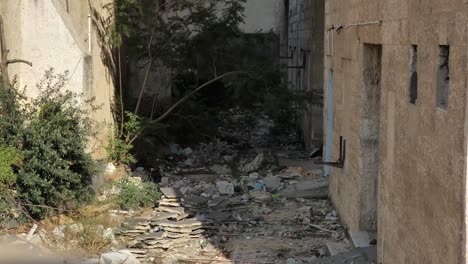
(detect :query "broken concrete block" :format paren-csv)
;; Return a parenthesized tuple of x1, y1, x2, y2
(279, 179, 329, 199)
(249, 190, 271, 202)
(349, 231, 371, 248)
(210, 164, 231, 175)
(326, 240, 353, 256)
(159, 206, 185, 215)
(249, 172, 259, 180)
(263, 175, 281, 191)
(216, 181, 234, 195)
(99, 250, 141, 264)
(137, 232, 166, 241)
(160, 187, 183, 199)
(243, 153, 264, 173)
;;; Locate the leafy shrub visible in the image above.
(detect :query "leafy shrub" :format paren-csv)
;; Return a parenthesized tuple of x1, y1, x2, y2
(14, 70, 97, 219)
(0, 145, 21, 190)
(113, 178, 160, 210)
(0, 79, 26, 148)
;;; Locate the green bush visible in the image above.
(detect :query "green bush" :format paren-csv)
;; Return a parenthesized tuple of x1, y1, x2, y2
(13, 70, 97, 219)
(113, 178, 161, 210)
(0, 145, 22, 226)
(0, 145, 21, 190)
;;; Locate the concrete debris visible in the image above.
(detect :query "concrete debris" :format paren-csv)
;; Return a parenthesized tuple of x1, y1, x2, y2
(263, 175, 281, 192)
(279, 180, 329, 199)
(15, 110, 352, 263)
(242, 152, 265, 173)
(99, 250, 141, 264)
(210, 164, 231, 175)
(216, 181, 234, 195)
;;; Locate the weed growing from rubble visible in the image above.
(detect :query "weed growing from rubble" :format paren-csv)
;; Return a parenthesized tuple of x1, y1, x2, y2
(112, 178, 161, 210)
(106, 111, 141, 165)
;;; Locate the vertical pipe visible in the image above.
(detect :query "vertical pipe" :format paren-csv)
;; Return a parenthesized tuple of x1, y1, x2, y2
(88, 14, 92, 53)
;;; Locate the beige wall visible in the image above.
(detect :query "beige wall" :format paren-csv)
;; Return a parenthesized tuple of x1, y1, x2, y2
(325, 0, 467, 263)
(0, 0, 114, 157)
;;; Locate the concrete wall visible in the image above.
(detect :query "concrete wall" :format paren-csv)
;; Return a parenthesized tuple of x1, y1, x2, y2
(242, 0, 282, 33)
(0, 0, 114, 157)
(324, 0, 468, 263)
(280, 0, 325, 149)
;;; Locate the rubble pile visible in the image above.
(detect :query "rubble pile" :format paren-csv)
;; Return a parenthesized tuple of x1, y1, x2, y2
(112, 146, 348, 263)
(0, 110, 349, 264)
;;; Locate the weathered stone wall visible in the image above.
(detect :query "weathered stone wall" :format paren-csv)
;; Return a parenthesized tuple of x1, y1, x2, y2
(0, 0, 114, 157)
(325, 0, 468, 263)
(281, 0, 324, 150)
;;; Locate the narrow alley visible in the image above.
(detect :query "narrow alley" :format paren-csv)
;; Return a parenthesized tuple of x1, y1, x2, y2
(1, 0, 468, 263)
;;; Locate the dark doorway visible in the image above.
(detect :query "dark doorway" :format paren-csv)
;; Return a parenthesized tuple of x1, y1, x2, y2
(360, 44, 382, 231)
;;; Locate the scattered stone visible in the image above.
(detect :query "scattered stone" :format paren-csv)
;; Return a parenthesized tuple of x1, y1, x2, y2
(159, 206, 185, 215)
(183, 147, 193, 156)
(216, 181, 234, 195)
(160, 187, 183, 199)
(208, 196, 228, 207)
(263, 175, 281, 192)
(243, 152, 265, 173)
(279, 180, 329, 199)
(248, 172, 259, 180)
(105, 163, 117, 175)
(210, 164, 231, 175)
(99, 250, 141, 264)
(52, 226, 65, 239)
(160, 177, 170, 187)
(152, 212, 179, 221)
(249, 190, 271, 202)
(69, 223, 84, 233)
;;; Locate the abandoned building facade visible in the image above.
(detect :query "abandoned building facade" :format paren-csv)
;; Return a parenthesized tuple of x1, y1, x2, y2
(281, 0, 468, 263)
(276, 0, 468, 262)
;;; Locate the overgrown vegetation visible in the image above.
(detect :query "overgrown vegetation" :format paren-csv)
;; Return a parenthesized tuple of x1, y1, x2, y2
(0, 70, 98, 221)
(112, 178, 161, 210)
(88, 0, 318, 167)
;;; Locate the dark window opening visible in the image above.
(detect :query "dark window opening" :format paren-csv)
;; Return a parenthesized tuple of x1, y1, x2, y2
(436, 45, 449, 110)
(409, 45, 418, 104)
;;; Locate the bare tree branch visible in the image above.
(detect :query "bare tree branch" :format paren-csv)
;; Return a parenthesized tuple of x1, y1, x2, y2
(151, 71, 245, 124)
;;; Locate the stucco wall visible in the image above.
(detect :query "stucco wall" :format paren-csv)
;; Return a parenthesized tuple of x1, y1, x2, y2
(325, 0, 468, 263)
(0, 0, 114, 157)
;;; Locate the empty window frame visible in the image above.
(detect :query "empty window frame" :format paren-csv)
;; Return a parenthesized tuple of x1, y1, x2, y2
(436, 45, 450, 110)
(409, 45, 418, 104)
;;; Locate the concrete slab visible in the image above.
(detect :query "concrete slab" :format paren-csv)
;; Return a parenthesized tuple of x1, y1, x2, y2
(349, 231, 371, 248)
(326, 241, 354, 256)
(160, 187, 183, 199)
(311, 247, 376, 264)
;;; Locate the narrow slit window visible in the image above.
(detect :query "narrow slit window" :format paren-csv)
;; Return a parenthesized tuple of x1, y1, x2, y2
(436, 45, 450, 110)
(409, 45, 418, 104)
